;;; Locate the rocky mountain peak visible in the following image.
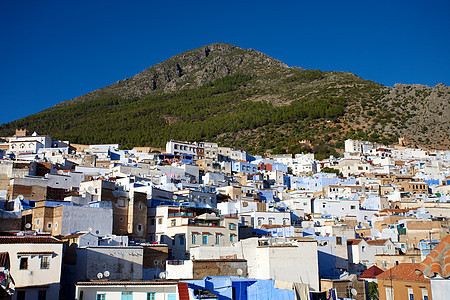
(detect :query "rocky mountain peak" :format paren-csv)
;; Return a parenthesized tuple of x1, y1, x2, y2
(57, 43, 288, 106)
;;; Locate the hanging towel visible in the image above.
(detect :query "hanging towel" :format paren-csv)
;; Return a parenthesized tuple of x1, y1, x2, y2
(274, 280, 294, 290)
(293, 282, 311, 300)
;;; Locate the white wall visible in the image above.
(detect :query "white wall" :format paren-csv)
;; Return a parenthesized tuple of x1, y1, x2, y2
(76, 247, 143, 281)
(62, 205, 113, 236)
(241, 238, 320, 291)
(430, 277, 450, 300)
(166, 260, 193, 279)
(76, 284, 178, 300)
(3, 239, 62, 300)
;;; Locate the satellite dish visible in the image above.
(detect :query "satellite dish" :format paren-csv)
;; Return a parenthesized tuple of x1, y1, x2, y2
(351, 288, 357, 296)
(237, 269, 243, 276)
(25, 223, 31, 229)
(104, 271, 110, 277)
(97, 273, 103, 279)
(173, 195, 177, 200)
(159, 272, 166, 279)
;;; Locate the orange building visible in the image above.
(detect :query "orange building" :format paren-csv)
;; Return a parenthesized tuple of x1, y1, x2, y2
(415, 235, 450, 300)
(377, 263, 432, 300)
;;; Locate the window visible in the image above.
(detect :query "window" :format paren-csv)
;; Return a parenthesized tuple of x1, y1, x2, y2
(158, 218, 163, 225)
(257, 219, 262, 227)
(408, 288, 414, 300)
(215, 234, 220, 245)
(36, 218, 40, 226)
(97, 294, 106, 300)
(40, 256, 50, 269)
(422, 289, 428, 300)
(19, 257, 28, 270)
(336, 237, 342, 245)
(268, 219, 273, 225)
(171, 219, 176, 226)
(202, 235, 208, 245)
(47, 222, 52, 229)
(386, 287, 394, 300)
(191, 233, 196, 244)
(230, 234, 235, 243)
(147, 292, 155, 300)
(167, 294, 176, 300)
(351, 205, 356, 209)
(38, 290, 46, 300)
(410, 258, 415, 263)
(121, 291, 132, 300)
(229, 223, 236, 230)
(362, 246, 366, 252)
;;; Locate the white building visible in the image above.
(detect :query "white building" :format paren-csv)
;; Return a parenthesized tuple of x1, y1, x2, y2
(188, 237, 320, 291)
(150, 206, 238, 260)
(347, 238, 396, 273)
(165, 140, 203, 159)
(76, 246, 143, 281)
(8, 132, 52, 155)
(75, 281, 180, 300)
(239, 211, 291, 228)
(0, 235, 63, 300)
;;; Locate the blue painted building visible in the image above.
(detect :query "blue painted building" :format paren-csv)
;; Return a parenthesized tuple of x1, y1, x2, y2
(184, 276, 296, 300)
(232, 161, 258, 174)
(293, 173, 356, 192)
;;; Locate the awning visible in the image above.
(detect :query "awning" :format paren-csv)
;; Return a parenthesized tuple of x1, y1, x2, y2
(17, 252, 54, 256)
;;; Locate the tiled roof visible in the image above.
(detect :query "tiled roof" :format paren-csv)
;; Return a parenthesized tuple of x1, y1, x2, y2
(367, 239, 389, 246)
(377, 263, 429, 282)
(0, 236, 63, 244)
(347, 239, 362, 245)
(62, 231, 88, 240)
(416, 234, 450, 278)
(359, 265, 384, 279)
(379, 208, 411, 213)
(260, 225, 286, 229)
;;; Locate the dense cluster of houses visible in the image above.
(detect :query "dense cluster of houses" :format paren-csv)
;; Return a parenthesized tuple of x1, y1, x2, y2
(0, 129, 449, 300)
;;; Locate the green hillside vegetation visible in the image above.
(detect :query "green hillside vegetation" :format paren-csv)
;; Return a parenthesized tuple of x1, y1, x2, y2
(1, 43, 448, 157)
(0, 72, 396, 160)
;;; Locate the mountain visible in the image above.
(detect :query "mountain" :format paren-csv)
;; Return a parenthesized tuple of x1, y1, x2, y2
(58, 43, 288, 106)
(1, 43, 449, 158)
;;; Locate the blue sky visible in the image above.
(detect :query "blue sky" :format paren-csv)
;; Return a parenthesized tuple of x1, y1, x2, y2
(1, 0, 449, 124)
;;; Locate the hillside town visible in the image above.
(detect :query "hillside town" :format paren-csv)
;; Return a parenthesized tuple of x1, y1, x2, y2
(0, 129, 449, 300)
